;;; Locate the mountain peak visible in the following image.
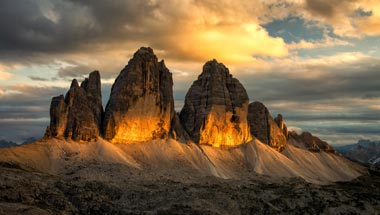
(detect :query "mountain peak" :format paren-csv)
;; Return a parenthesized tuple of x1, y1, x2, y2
(133, 47, 156, 60)
(103, 47, 176, 143)
(70, 79, 79, 89)
(180, 60, 251, 147)
(200, 59, 230, 78)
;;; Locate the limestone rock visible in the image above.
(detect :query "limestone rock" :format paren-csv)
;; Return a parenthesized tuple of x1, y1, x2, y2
(288, 131, 337, 153)
(103, 47, 175, 143)
(247, 101, 287, 151)
(179, 59, 252, 147)
(170, 113, 191, 142)
(80, 71, 103, 131)
(274, 114, 289, 139)
(45, 71, 103, 141)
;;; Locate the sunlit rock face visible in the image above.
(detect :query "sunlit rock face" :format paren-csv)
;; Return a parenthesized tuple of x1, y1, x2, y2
(45, 71, 103, 141)
(179, 60, 252, 147)
(288, 131, 337, 153)
(103, 47, 175, 143)
(274, 114, 288, 139)
(247, 101, 287, 152)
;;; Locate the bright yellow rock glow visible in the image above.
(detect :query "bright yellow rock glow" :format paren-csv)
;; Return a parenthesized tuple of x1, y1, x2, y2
(199, 105, 252, 147)
(111, 94, 171, 143)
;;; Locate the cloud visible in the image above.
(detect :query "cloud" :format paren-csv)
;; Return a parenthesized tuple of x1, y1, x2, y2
(300, 0, 380, 38)
(288, 126, 303, 133)
(29, 75, 49, 81)
(0, 65, 12, 80)
(287, 36, 352, 49)
(0, 0, 291, 66)
(0, 71, 12, 81)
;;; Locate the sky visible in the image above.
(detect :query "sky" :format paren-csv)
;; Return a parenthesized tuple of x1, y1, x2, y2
(0, 0, 379, 145)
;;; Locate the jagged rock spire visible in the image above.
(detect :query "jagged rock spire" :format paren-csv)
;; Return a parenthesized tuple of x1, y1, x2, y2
(247, 101, 287, 151)
(45, 71, 103, 141)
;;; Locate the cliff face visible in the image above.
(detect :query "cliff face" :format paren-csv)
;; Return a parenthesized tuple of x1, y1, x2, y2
(274, 114, 288, 139)
(103, 47, 175, 143)
(45, 71, 103, 141)
(179, 60, 252, 147)
(43, 47, 337, 155)
(247, 101, 287, 151)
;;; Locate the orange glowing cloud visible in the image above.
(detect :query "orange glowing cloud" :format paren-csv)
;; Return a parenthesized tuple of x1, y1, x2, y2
(142, 0, 289, 64)
(0, 66, 12, 81)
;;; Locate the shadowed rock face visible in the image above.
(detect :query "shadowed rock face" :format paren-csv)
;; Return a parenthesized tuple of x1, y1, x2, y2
(81, 71, 103, 132)
(248, 101, 287, 151)
(288, 131, 337, 153)
(170, 113, 191, 142)
(45, 71, 103, 141)
(103, 47, 175, 143)
(179, 59, 252, 147)
(274, 114, 288, 139)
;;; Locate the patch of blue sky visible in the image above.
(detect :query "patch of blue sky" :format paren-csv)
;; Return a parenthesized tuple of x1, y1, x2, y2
(4, 63, 65, 86)
(262, 16, 325, 43)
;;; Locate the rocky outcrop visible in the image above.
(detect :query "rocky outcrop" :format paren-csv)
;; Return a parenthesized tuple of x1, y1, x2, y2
(247, 101, 287, 151)
(179, 60, 252, 147)
(81, 71, 103, 131)
(274, 114, 288, 139)
(170, 113, 191, 142)
(45, 71, 103, 141)
(288, 131, 337, 153)
(103, 47, 175, 143)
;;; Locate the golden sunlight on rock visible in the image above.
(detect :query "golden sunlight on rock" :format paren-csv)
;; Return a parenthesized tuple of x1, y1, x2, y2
(103, 47, 175, 143)
(110, 95, 172, 143)
(180, 60, 252, 147)
(199, 105, 252, 147)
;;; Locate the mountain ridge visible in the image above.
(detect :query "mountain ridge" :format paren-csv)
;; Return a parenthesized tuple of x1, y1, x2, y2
(0, 47, 366, 185)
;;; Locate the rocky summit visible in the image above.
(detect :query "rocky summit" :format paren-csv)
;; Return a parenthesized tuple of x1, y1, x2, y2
(103, 47, 175, 143)
(288, 131, 337, 153)
(45, 71, 103, 141)
(274, 114, 289, 138)
(179, 59, 252, 147)
(248, 101, 288, 151)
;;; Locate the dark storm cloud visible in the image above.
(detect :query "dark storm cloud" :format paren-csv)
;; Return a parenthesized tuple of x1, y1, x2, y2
(238, 56, 380, 103)
(303, 0, 359, 19)
(0, 0, 158, 63)
(304, 0, 336, 17)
